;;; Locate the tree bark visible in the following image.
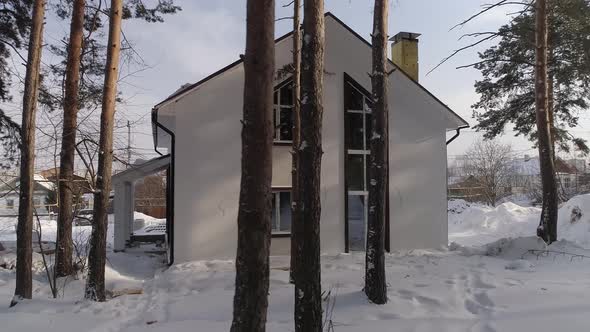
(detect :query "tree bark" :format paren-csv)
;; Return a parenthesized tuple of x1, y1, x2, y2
(534, 0, 558, 244)
(11, 0, 45, 307)
(294, 1, 324, 331)
(85, 0, 122, 302)
(547, 31, 556, 163)
(229, 0, 274, 331)
(289, 0, 301, 285)
(56, 0, 85, 278)
(365, 0, 388, 305)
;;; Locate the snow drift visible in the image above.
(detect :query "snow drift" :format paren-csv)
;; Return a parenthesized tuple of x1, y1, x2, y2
(449, 193, 590, 249)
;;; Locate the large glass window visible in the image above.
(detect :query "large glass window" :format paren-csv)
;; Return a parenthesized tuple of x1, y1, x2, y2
(344, 79, 372, 251)
(271, 190, 292, 233)
(273, 82, 294, 142)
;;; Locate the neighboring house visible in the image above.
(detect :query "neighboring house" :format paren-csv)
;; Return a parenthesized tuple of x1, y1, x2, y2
(511, 155, 584, 196)
(115, 13, 468, 263)
(448, 175, 489, 203)
(0, 174, 55, 215)
(40, 168, 94, 211)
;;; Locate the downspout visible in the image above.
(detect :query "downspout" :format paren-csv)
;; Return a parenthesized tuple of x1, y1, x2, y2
(446, 125, 468, 203)
(152, 107, 175, 266)
(446, 125, 468, 145)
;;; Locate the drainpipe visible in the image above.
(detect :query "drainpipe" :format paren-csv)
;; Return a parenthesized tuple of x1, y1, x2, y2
(152, 107, 175, 266)
(446, 125, 469, 145)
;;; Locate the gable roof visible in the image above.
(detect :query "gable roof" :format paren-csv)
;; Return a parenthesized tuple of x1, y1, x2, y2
(0, 174, 55, 193)
(153, 12, 468, 128)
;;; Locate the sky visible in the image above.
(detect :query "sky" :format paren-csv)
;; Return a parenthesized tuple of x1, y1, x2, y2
(7, 0, 589, 169)
(116, 0, 538, 161)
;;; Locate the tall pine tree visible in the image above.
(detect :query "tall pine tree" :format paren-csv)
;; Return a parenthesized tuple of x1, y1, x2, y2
(230, 0, 274, 331)
(84, 0, 123, 302)
(11, 0, 45, 307)
(52, 0, 180, 278)
(365, 0, 388, 305)
(295, 0, 324, 330)
(289, 0, 301, 285)
(472, 0, 590, 153)
(55, 0, 85, 278)
(534, 0, 558, 243)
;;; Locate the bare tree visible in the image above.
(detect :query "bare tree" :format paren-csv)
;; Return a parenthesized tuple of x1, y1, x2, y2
(534, 0, 558, 244)
(230, 0, 275, 331)
(463, 140, 514, 207)
(289, 0, 301, 284)
(56, 0, 86, 278)
(365, 0, 388, 305)
(85, 0, 123, 302)
(295, 0, 324, 330)
(11, 0, 46, 307)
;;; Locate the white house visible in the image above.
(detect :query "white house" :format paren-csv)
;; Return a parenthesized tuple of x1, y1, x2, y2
(0, 174, 55, 215)
(114, 13, 468, 263)
(511, 155, 584, 196)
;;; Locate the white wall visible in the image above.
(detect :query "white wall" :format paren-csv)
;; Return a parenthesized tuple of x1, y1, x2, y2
(0, 192, 50, 215)
(324, 18, 450, 250)
(161, 15, 455, 262)
(168, 34, 299, 262)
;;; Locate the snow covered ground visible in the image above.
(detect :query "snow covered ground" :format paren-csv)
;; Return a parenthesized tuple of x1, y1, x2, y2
(3, 197, 590, 331)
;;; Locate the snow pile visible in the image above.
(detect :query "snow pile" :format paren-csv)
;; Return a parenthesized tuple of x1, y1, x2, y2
(133, 212, 166, 235)
(3, 199, 590, 330)
(133, 211, 164, 226)
(448, 200, 539, 246)
(556, 194, 590, 248)
(449, 194, 590, 249)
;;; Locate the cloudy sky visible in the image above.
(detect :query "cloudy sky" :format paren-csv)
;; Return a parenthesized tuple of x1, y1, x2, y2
(117, 0, 536, 160)
(19, 0, 589, 167)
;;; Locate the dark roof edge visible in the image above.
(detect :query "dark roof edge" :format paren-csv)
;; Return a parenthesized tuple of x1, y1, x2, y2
(154, 29, 295, 109)
(154, 11, 469, 128)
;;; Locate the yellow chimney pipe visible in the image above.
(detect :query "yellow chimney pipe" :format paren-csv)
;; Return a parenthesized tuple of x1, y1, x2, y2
(390, 32, 421, 82)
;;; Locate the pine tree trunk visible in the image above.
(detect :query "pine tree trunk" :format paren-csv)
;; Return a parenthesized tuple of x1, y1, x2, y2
(229, 0, 274, 331)
(56, 0, 85, 278)
(85, 0, 122, 302)
(11, 0, 45, 307)
(534, 0, 558, 244)
(289, 0, 301, 285)
(547, 33, 556, 163)
(294, 1, 324, 330)
(365, 0, 388, 305)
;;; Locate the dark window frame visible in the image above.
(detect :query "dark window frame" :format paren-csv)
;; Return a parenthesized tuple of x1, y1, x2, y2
(271, 186, 292, 237)
(273, 79, 294, 144)
(343, 73, 390, 253)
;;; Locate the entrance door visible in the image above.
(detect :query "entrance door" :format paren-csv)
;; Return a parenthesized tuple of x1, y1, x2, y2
(344, 76, 372, 251)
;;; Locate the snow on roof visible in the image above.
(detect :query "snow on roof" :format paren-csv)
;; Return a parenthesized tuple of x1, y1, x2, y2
(33, 174, 55, 191)
(511, 156, 583, 175)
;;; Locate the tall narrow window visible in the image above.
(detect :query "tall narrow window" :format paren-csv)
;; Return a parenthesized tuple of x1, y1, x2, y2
(273, 81, 294, 142)
(344, 77, 373, 251)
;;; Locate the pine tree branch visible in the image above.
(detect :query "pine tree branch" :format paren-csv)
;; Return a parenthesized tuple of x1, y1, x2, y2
(427, 34, 499, 75)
